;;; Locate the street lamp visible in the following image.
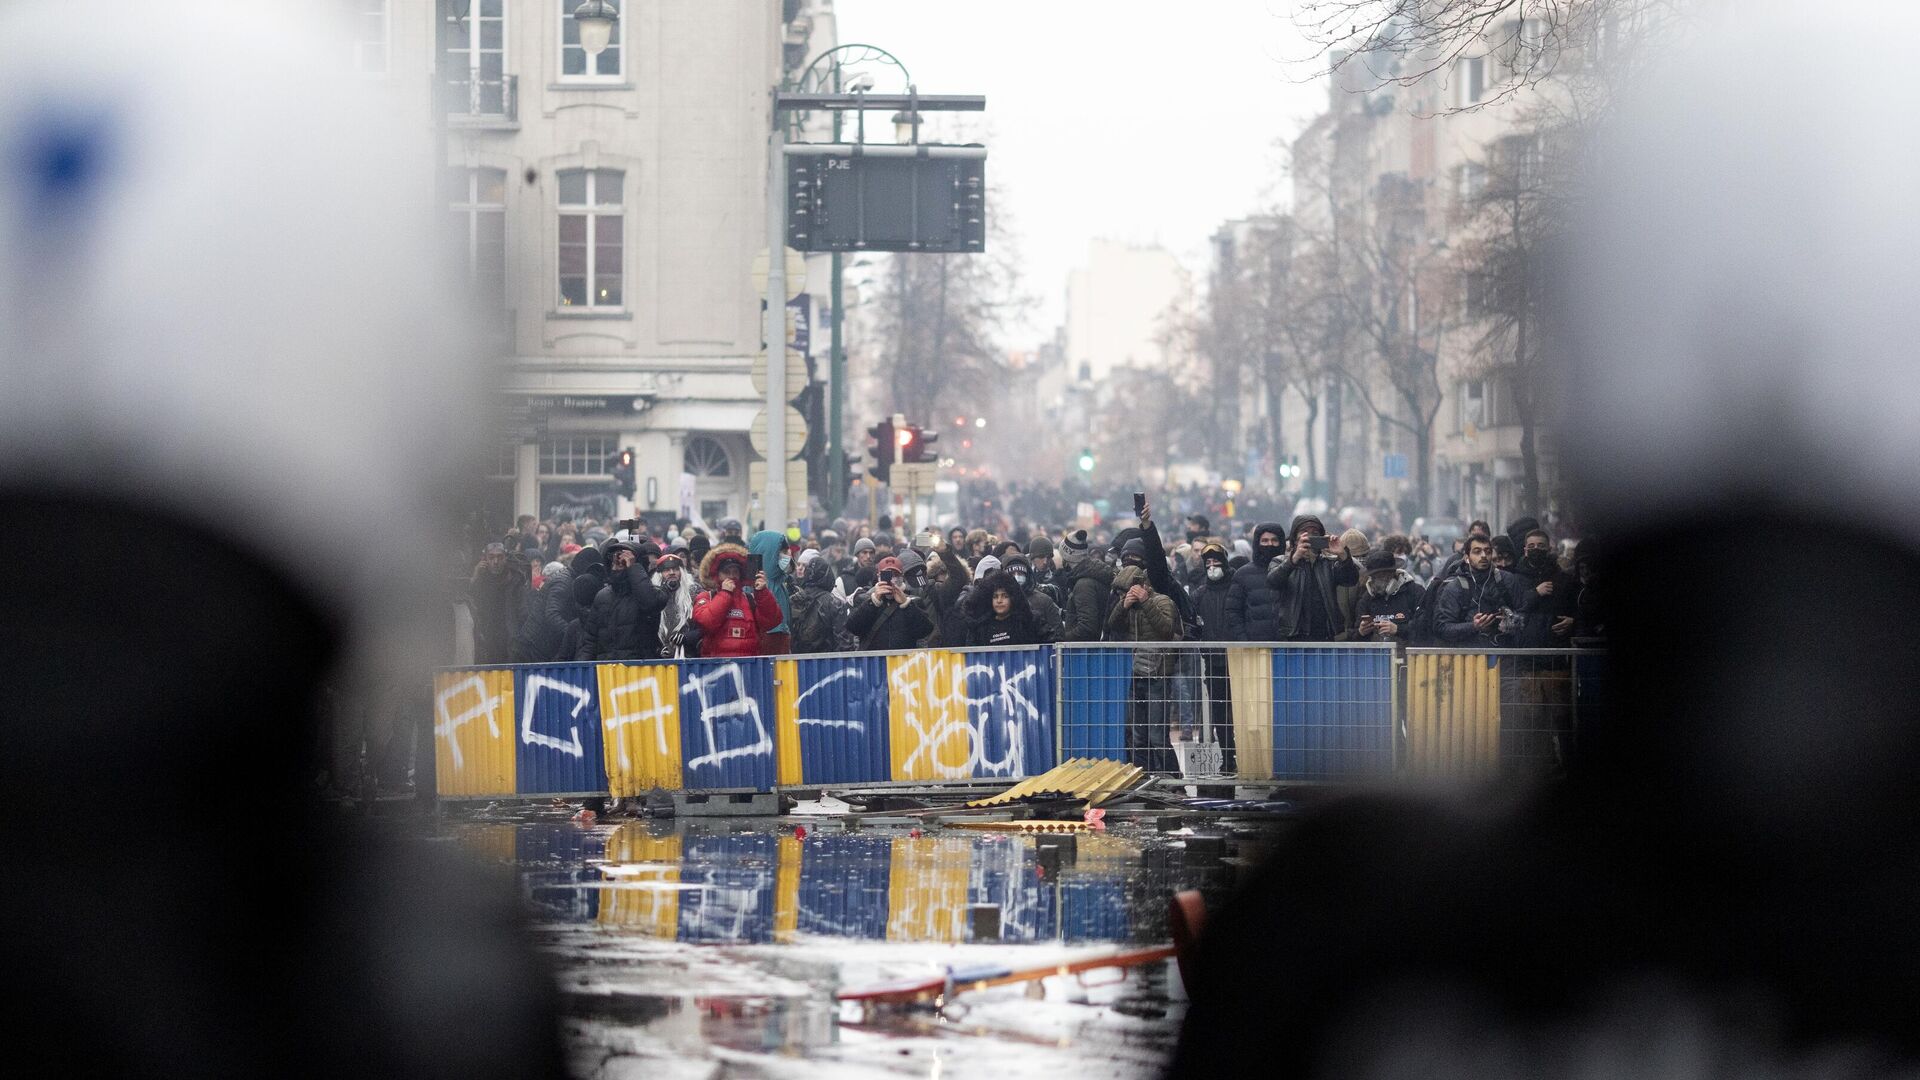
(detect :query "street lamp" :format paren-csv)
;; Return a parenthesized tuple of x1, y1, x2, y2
(890, 108, 924, 144)
(573, 0, 618, 58)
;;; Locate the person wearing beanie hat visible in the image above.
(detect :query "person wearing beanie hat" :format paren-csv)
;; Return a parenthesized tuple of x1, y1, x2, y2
(1189, 539, 1239, 770)
(1353, 547, 1424, 644)
(839, 536, 879, 601)
(1001, 553, 1063, 639)
(1059, 527, 1114, 642)
(652, 552, 701, 659)
(1026, 533, 1064, 607)
(1252, 515, 1359, 643)
(576, 538, 670, 661)
(846, 553, 934, 650)
(853, 536, 876, 554)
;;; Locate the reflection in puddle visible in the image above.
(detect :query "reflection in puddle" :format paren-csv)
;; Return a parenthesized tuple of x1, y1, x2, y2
(466, 814, 1244, 941)
(459, 819, 1239, 947)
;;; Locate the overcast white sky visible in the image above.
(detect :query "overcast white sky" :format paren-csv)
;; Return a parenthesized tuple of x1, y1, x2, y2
(831, 0, 1332, 343)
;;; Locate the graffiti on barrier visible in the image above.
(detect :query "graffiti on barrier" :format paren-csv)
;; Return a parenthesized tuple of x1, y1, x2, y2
(681, 662, 772, 771)
(793, 664, 878, 732)
(519, 673, 590, 758)
(435, 673, 503, 771)
(891, 652, 1044, 779)
(602, 668, 676, 771)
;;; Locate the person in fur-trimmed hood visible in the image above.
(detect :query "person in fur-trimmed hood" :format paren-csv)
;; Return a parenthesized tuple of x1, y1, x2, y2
(690, 542, 781, 657)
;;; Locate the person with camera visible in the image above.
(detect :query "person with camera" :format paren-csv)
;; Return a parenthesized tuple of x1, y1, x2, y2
(847, 556, 934, 650)
(689, 543, 781, 657)
(1262, 516, 1361, 643)
(1435, 533, 1523, 646)
(576, 541, 668, 662)
(1353, 549, 1426, 643)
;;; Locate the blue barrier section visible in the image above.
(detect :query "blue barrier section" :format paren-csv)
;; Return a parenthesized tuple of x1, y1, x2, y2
(677, 832, 778, 944)
(1271, 647, 1394, 780)
(964, 647, 1057, 779)
(518, 823, 608, 921)
(512, 663, 610, 794)
(797, 834, 892, 940)
(792, 655, 893, 784)
(677, 657, 778, 790)
(1060, 878, 1130, 943)
(1059, 647, 1129, 761)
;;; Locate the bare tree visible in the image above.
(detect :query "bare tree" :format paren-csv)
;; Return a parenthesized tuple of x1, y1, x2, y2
(867, 198, 1030, 426)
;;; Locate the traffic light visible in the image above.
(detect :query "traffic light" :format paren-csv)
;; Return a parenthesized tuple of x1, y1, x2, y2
(899, 425, 939, 464)
(865, 419, 896, 484)
(1077, 448, 1095, 473)
(608, 447, 636, 498)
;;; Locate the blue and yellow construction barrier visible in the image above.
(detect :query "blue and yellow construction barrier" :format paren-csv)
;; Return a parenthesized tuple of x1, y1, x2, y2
(434, 644, 1598, 797)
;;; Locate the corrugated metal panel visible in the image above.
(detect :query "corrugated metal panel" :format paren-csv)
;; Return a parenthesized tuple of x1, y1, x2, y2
(886, 834, 971, 943)
(677, 832, 778, 943)
(433, 669, 517, 797)
(677, 658, 778, 791)
(511, 663, 609, 794)
(1405, 652, 1502, 775)
(797, 834, 892, 940)
(1226, 648, 1275, 780)
(597, 823, 682, 938)
(787, 655, 893, 784)
(774, 834, 801, 942)
(519, 823, 609, 922)
(962, 646, 1056, 779)
(773, 659, 803, 786)
(888, 651, 972, 781)
(1059, 647, 1131, 762)
(964, 757, 1145, 808)
(596, 661, 682, 797)
(1271, 647, 1395, 780)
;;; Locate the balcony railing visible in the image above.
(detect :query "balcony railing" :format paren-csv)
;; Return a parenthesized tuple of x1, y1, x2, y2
(441, 73, 518, 124)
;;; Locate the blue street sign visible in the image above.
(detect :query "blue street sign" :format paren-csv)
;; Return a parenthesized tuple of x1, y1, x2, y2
(1383, 453, 1408, 480)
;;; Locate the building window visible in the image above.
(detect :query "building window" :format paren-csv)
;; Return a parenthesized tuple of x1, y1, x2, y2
(539, 435, 618, 476)
(683, 436, 732, 478)
(345, 0, 389, 74)
(450, 168, 508, 304)
(558, 168, 624, 308)
(1453, 56, 1485, 108)
(560, 0, 623, 80)
(444, 0, 507, 115)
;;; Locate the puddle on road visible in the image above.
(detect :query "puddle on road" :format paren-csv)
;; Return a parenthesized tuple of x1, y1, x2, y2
(445, 815, 1277, 1078)
(456, 817, 1243, 947)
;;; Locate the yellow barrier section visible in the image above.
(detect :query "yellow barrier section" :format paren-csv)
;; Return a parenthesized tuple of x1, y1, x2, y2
(597, 823, 683, 937)
(886, 835, 971, 943)
(1226, 647, 1275, 780)
(773, 659, 805, 787)
(774, 834, 802, 942)
(887, 650, 973, 781)
(433, 669, 517, 796)
(1405, 653, 1502, 774)
(596, 663, 682, 797)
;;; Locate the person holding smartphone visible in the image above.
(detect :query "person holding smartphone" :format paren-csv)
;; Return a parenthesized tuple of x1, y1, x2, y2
(1434, 534, 1521, 646)
(847, 556, 934, 650)
(1353, 550, 1425, 643)
(1261, 515, 1361, 642)
(690, 543, 781, 657)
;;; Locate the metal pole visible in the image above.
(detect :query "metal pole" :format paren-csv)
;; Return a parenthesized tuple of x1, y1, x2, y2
(764, 93, 789, 531)
(829, 253, 845, 517)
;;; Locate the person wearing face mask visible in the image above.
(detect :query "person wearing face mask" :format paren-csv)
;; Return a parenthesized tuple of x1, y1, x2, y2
(576, 541, 669, 661)
(747, 529, 795, 655)
(653, 553, 702, 659)
(1353, 549, 1425, 644)
(1001, 553, 1062, 640)
(1264, 516, 1362, 643)
(847, 556, 935, 650)
(1511, 528, 1578, 647)
(1224, 522, 1291, 641)
(1059, 529, 1115, 642)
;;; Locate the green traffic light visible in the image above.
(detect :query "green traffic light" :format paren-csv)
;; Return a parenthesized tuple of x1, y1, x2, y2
(1077, 451, 1095, 472)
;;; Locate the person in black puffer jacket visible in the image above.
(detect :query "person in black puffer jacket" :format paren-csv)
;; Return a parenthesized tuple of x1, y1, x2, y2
(1224, 522, 1289, 641)
(1188, 542, 1235, 642)
(1059, 529, 1116, 642)
(576, 541, 667, 661)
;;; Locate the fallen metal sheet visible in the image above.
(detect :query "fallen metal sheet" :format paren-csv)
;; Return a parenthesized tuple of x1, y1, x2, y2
(962, 757, 1147, 809)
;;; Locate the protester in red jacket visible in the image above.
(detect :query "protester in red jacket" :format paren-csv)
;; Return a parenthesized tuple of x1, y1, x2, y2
(690, 543, 781, 657)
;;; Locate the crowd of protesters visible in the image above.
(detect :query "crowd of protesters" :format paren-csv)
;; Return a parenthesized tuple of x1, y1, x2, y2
(465, 504, 1598, 665)
(461, 501, 1596, 778)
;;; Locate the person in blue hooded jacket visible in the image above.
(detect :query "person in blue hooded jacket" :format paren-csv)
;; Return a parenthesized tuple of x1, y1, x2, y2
(748, 529, 795, 654)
